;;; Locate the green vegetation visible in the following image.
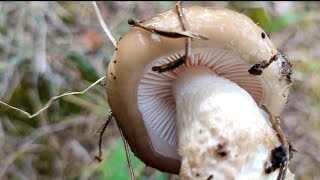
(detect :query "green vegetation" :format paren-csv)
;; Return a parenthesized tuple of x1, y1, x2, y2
(95, 139, 168, 180)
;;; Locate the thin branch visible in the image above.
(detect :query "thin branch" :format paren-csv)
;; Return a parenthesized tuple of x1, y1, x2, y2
(0, 76, 106, 119)
(92, 1, 117, 47)
(262, 105, 292, 180)
(176, 1, 188, 31)
(93, 112, 135, 179)
(270, 115, 290, 180)
(94, 113, 113, 162)
(152, 1, 193, 73)
(128, 19, 208, 40)
(176, 1, 191, 63)
(118, 126, 135, 180)
(248, 53, 279, 75)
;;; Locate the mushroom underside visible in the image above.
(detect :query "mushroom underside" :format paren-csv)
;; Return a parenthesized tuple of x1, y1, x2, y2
(137, 48, 265, 160)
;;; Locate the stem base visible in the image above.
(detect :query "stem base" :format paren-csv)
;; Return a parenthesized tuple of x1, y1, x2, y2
(173, 67, 292, 179)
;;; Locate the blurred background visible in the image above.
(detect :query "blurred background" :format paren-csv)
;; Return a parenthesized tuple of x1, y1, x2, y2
(0, 1, 319, 180)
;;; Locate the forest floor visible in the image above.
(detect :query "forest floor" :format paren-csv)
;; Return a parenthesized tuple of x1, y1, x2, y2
(0, 1, 319, 180)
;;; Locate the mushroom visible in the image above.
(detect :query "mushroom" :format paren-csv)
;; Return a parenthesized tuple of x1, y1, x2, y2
(106, 5, 294, 179)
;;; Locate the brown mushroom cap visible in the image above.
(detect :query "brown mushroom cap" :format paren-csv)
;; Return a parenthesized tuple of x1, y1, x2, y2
(106, 6, 291, 174)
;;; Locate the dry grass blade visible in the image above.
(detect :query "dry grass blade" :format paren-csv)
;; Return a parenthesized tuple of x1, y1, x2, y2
(0, 76, 106, 119)
(118, 127, 135, 180)
(92, 1, 117, 47)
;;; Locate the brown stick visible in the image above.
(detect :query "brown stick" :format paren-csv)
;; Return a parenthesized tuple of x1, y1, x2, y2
(93, 112, 135, 180)
(127, 18, 207, 40)
(176, 1, 191, 64)
(248, 53, 279, 75)
(152, 1, 192, 73)
(262, 105, 291, 180)
(94, 112, 113, 162)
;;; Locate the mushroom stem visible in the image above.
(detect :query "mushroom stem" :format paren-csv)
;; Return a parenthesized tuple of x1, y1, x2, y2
(172, 66, 292, 179)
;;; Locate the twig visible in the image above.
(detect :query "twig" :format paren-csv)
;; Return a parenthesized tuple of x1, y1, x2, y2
(118, 125, 135, 180)
(127, 19, 208, 40)
(94, 113, 113, 162)
(270, 115, 290, 180)
(176, 1, 188, 32)
(93, 112, 135, 180)
(0, 76, 106, 119)
(176, 1, 191, 64)
(248, 53, 279, 75)
(262, 105, 292, 180)
(92, 1, 117, 47)
(151, 1, 194, 73)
